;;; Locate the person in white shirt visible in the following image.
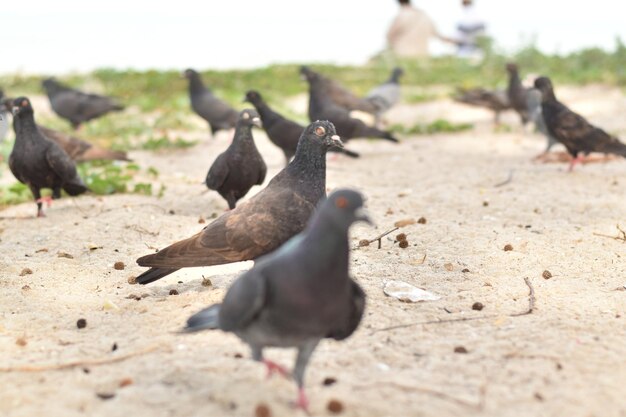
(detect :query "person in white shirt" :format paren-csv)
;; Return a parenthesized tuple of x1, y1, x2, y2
(455, 0, 486, 58)
(386, 0, 457, 58)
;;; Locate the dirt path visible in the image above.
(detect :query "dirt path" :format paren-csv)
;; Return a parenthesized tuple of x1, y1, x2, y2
(1, 86, 625, 417)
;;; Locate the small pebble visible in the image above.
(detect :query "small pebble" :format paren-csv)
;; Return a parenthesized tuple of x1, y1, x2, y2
(395, 233, 407, 242)
(327, 399, 344, 414)
(76, 318, 87, 329)
(454, 346, 468, 354)
(417, 217, 427, 224)
(21, 285, 31, 291)
(461, 268, 470, 273)
(198, 216, 206, 224)
(542, 270, 552, 279)
(119, 378, 133, 388)
(503, 244, 513, 251)
(358, 239, 370, 247)
(201, 277, 213, 287)
(234, 353, 243, 359)
(472, 302, 484, 311)
(16, 337, 27, 347)
(482, 201, 489, 207)
(398, 240, 409, 249)
(127, 276, 137, 285)
(254, 403, 271, 417)
(96, 392, 116, 400)
(323, 377, 338, 386)
(19, 268, 33, 276)
(114, 262, 125, 271)
(169, 289, 179, 296)
(112, 343, 118, 351)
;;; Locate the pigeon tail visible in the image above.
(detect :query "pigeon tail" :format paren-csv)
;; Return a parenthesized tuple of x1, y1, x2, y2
(135, 267, 180, 285)
(185, 305, 221, 332)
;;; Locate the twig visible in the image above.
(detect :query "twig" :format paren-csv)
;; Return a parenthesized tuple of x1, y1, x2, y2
(370, 315, 497, 334)
(0, 344, 165, 373)
(494, 169, 514, 187)
(510, 277, 535, 316)
(126, 224, 160, 237)
(593, 224, 626, 243)
(354, 227, 399, 250)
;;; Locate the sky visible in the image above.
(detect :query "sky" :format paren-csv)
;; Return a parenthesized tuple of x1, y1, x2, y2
(2, 0, 626, 74)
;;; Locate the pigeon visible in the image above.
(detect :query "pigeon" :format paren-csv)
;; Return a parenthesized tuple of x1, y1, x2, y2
(183, 188, 370, 412)
(244, 90, 359, 166)
(505, 63, 530, 126)
(135, 120, 343, 285)
(526, 88, 559, 158)
(205, 109, 267, 209)
(0, 90, 9, 142)
(453, 87, 511, 124)
(534, 76, 626, 170)
(302, 68, 399, 143)
(183, 68, 238, 135)
(1, 97, 130, 163)
(300, 66, 378, 114)
(42, 78, 124, 129)
(8, 97, 88, 217)
(365, 67, 404, 127)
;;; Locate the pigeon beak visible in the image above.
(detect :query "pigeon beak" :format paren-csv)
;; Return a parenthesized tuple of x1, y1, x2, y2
(252, 117, 262, 128)
(11, 106, 20, 116)
(355, 208, 373, 225)
(326, 134, 343, 148)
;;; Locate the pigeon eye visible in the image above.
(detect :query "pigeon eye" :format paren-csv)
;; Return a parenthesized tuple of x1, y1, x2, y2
(315, 126, 326, 136)
(335, 197, 348, 209)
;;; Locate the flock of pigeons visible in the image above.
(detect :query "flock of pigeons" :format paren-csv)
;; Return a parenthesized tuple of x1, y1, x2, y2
(1, 62, 625, 411)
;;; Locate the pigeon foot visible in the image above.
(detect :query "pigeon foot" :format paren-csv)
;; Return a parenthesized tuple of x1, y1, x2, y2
(263, 359, 290, 379)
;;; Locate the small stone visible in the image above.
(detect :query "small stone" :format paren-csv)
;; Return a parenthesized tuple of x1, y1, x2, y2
(21, 285, 31, 291)
(482, 201, 489, 207)
(16, 337, 27, 347)
(96, 392, 115, 400)
(395, 233, 407, 242)
(19, 268, 33, 276)
(254, 403, 271, 417)
(198, 216, 206, 224)
(169, 289, 179, 296)
(113, 262, 125, 270)
(112, 343, 118, 351)
(201, 277, 213, 287)
(542, 270, 552, 280)
(398, 240, 409, 249)
(472, 302, 484, 311)
(127, 276, 137, 285)
(358, 239, 370, 247)
(234, 353, 243, 359)
(503, 244, 513, 251)
(327, 399, 344, 414)
(323, 377, 338, 386)
(119, 378, 133, 388)
(461, 268, 470, 273)
(417, 217, 427, 224)
(444, 263, 454, 271)
(454, 346, 468, 354)
(76, 318, 87, 329)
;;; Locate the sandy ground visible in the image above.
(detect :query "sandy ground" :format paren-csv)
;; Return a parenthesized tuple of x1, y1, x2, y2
(1, 86, 625, 417)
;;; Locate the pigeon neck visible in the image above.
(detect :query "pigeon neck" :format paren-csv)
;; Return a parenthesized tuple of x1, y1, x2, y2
(308, 80, 332, 106)
(188, 75, 208, 95)
(289, 139, 326, 177)
(231, 124, 254, 146)
(15, 112, 38, 135)
(542, 88, 557, 103)
(388, 72, 401, 84)
(301, 210, 350, 277)
(508, 70, 521, 89)
(251, 100, 279, 126)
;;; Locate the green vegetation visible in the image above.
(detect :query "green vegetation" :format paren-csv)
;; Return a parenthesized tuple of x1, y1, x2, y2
(391, 119, 474, 135)
(140, 136, 197, 151)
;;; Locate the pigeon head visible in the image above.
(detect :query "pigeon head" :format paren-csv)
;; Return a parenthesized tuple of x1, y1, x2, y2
(182, 68, 199, 79)
(244, 90, 263, 105)
(391, 67, 404, 82)
(303, 120, 343, 149)
(0, 97, 12, 113)
(41, 78, 60, 92)
(533, 77, 556, 101)
(505, 63, 518, 74)
(319, 189, 373, 229)
(11, 97, 34, 116)
(238, 109, 262, 128)
(300, 66, 319, 83)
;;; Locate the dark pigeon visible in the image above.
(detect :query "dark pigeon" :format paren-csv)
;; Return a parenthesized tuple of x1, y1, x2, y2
(244, 90, 359, 166)
(526, 88, 559, 157)
(42, 78, 124, 129)
(183, 188, 370, 412)
(302, 68, 399, 143)
(1, 97, 130, 163)
(183, 68, 238, 135)
(300, 66, 378, 114)
(365, 67, 404, 127)
(453, 87, 511, 124)
(506, 63, 530, 126)
(135, 120, 343, 284)
(534, 76, 626, 170)
(8, 97, 88, 217)
(205, 109, 267, 209)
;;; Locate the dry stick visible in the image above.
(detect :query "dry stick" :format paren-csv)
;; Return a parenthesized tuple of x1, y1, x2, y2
(354, 226, 399, 250)
(494, 169, 514, 187)
(593, 224, 626, 243)
(371, 276, 536, 334)
(0, 344, 164, 373)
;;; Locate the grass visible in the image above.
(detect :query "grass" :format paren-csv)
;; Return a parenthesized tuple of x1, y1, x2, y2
(391, 119, 474, 135)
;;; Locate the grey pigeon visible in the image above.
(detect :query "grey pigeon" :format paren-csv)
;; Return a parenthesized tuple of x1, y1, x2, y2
(183, 68, 238, 135)
(184, 188, 370, 412)
(205, 109, 267, 209)
(135, 121, 343, 284)
(300, 66, 378, 114)
(526, 88, 559, 156)
(8, 97, 88, 217)
(244, 90, 359, 166)
(302, 68, 399, 143)
(506, 63, 530, 126)
(42, 78, 124, 129)
(534, 76, 626, 171)
(365, 67, 404, 127)
(453, 87, 511, 124)
(1, 97, 130, 163)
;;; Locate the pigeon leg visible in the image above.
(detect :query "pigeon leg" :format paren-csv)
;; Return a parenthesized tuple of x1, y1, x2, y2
(291, 340, 319, 412)
(36, 196, 54, 207)
(568, 154, 584, 172)
(30, 187, 44, 217)
(263, 359, 290, 379)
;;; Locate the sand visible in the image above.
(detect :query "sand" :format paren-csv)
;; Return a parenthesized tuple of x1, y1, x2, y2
(1, 85, 625, 417)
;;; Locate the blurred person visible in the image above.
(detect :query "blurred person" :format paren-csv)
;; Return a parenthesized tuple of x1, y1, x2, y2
(455, 0, 486, 58)
(386, 0, 457, 58)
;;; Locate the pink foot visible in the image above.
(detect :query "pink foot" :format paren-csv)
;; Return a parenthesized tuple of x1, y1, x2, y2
(36, 196, 53, 207)
(263, 359, 290, 379)
(37, 210, 46, 218)
(568, 154, 584, 172)
(295, 388, 310, 413)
